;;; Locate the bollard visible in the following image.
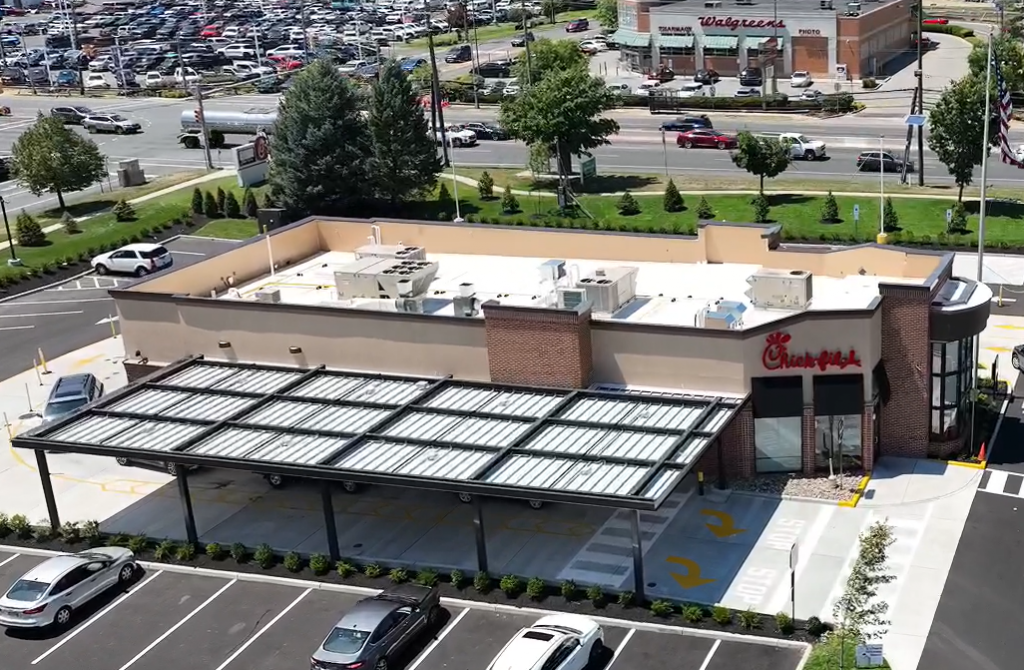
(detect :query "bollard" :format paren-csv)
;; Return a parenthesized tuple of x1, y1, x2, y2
(999, 284, 1004, 308)
(37, 348, 50, 374)
(697, 471, 705, 496)
(109, 314, 117, 339)
(24, 383, 31, 412)
(33, 358, 42, 386)
(3, 412, 11, 440)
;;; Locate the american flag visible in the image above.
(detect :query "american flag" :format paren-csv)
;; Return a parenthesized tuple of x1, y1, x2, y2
(994, 54, 1023, 167)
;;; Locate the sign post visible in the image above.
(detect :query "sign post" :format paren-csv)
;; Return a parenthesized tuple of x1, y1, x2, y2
(789, 542, 798, 620)
(853, 204, 860, 239)
(580, 156, 597, 184)
(855, 643, 884, 668)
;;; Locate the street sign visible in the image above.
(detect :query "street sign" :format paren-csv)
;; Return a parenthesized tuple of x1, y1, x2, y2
(253, 135, 269, 162)
(789, 543, 799, 570)
(580, 156, 597, 182)
(709, 85, 716, 97)
(946, 208, 953, 224)
(853, 204, 860, 221)
(904, 113, 927, 127)
(855, 643, 884, 667)
(834, 82, 841, 93)
(836, 63, 848, 80)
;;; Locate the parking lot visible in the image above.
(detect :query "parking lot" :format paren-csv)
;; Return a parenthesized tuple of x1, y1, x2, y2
(0, 549, 807, 670)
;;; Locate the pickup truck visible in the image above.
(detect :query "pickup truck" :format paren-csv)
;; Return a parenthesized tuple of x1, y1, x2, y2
(761, 132, 827, 161)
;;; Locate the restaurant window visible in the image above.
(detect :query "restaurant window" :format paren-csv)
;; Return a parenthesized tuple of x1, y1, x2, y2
(814, 415, 862, 471)
(661, 46, 695, 57)
(752, 376, 803, 473)
(705, 46, 738, 57)
(930, 338, 974, 439)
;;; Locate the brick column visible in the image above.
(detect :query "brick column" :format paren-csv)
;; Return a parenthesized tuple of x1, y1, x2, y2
(861, 403, 875, 472)
(123, 359, 163, 383)
(482, 302, 593, 389)
(717, 402, 755, 481)
(802, 406, 817, 475)
(879, 286, 932, 458)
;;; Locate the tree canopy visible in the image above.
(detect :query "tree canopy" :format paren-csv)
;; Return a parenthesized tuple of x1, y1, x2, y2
(968, 34, 1024, 93)
(269, 59, 371, 216)
(512, 37, 587, 83)
(595, 0, 618, 31)
(730, 131, 791, 193)
(11, 113, 107, 211)
(367, 60, 440, 206)
(927, 74, 996, 202)
(499, 65, 619, 179)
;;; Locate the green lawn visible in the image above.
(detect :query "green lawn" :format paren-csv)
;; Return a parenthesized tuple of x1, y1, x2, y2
(0, 175, 267, 286)
(402, 10, 598, 50)
(804, 636, 890, 670)
(194, 218, 261, 240)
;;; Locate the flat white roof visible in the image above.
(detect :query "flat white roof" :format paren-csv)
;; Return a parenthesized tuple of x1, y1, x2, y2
(224, 250, 918, 329)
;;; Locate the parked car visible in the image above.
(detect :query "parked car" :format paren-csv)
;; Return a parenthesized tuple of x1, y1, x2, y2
(565, 18, 589, 33)
(658, 115, 713, 132)
(472, 61, 510, 78)
(739, 66, 763, 87)
(734, 87, 760, 97)
(800, 89, 825, 102)
(856, 150, 912, 172)
(0, 548, 137, 630)
(578, 39, 606, 54)
(922, 17, 949, 24)
(91, 242, 172, 277)
(677, 82, 706, 98)
(84, 72, 110, 89)
(485, 615, 604, 670)
(677, 129, 737, 150)
(444, 44, 471, 63)
(510, 31, 534, 47)
(309, 584, 442, 670)
(83, 113, 141, 134)
(50, 105, 93, 124)
(694, 68, 720, 84)
(217, 43, 256, 60)
(790, 71, 813, 88)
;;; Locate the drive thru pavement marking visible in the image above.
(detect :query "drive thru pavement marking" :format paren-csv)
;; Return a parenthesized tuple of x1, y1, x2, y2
(701, 510, 747, 538)
(667, 556, 715, 588)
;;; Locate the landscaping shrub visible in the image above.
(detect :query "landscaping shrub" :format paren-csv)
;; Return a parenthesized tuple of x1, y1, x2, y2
(230, 542, 247, 563)
(59, 521, 80, 543)
(806, 615, 828, 637)
(738, 608, 761, 629)
(127, 535, 148, 553)
(437, 182, 454, 212)
(775, 611, 795, 634)
(473, 571, 492, 593)
(617, 190, 641, 216)
(449, 568, 464, 588)
(283, 551, 302, 573)
(61, 211, 80, 234)
(711, 605, 732, 625)
(526, 577, 546, 600)
(0, 513, 10, 538)
(883, 196, 900, 232)
(9, 514, 30, 539)
(224, 191, 242, 219)
(309, 553, 330, 575)
(243, 188, 259, 218)
(364, 562, 383, 578)
(203, 190, 221, 218)
(695, 196, 714, 219)
(501, 184, 519, 213)
(14, 211, 45, 246)
(649, 600, 674, 617)
(663, 179, 684, 212)
(153, 540, 176, 561)
(175, 543, 196, 561)
(215, 186, 227, 213)
(253, 543, 275, 568)
(190, 187, 204, 215)
(499, 574, 523, 597)
(389, 567, 409, 583)
(205, 542, 225, 560)
(415, 568, 439, 586)
(477, 171, 495, 199)
(336, 560, 357, 577)
(682, 604, 705, 623)
(949, 201, 968, 233)
(820, 191, 839, 223)
(113, 199, 136, 222)
(560, 579, 578, 601)
(751, 194, 771, 223)
(617, 591, 635, 607)
(586, 584, 604, 606)
(262, 192, 277, 209)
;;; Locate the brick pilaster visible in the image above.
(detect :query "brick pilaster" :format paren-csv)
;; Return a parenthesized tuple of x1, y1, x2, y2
(482, 302, 593, 389)
(802, 406, 817, 474)
(861, 403, 875, 472)
(879, 286, 932, 458)
(717, 401, 755, 481)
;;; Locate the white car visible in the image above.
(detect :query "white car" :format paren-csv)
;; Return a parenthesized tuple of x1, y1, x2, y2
(434, 126, 478, 147)
(92, 243, 172, 277)
(486, 614, 604, 670)
(84, 72, 110, 89)
(791, 71, 813, 88)
(88, 55, 114, 72)
(800, 89, 825, 102)
(267, 44, 306, 58)
(579, 39, 607, 53)
(337, 60, 368, 74)
(678, 82, 706, 98)
(503, 83, 521, 96)
(634, 80, 661, 96)
(0, 548, 136, 629)
(217, 43, 257, 60)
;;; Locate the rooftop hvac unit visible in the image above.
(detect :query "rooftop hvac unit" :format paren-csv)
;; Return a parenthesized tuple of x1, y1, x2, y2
(703, 300, 747, 330)
(576, 266, 639, 313)
(334, 258, 439, 299)
(704, 0, 722, 6)
(539, 259, 567, 283)
(255, 287, 281, 304)
(745, 269, 813, 309)
(819, 0, 833, 7)
(557, 288, 588, 310)
(355, 244, 428, 261)
(453, 294, 478, 317)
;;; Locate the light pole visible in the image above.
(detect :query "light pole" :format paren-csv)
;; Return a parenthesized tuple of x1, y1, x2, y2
(1, 195, 19, 266)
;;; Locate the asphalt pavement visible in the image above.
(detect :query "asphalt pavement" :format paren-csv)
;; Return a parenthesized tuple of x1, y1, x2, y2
(0, 235, 238, 381)
(0, 551, 808, 670)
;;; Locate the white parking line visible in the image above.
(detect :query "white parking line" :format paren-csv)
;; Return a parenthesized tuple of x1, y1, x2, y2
(32, 569, 164, 665)
(605, 628, 635, 668)
(169, 250, 206, 256)
(7, 299, 111, 305)
(0, 311, 84, 319)
(213, 587, 312, 670)
(117, 579, 236, 670)
(0, 553, 20, 567)
(406, 607, 470, 670)
(697, 639, 721, 670)
(0, 325, 33, 331)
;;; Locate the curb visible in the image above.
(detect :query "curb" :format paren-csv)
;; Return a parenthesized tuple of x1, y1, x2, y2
(838, 474, 872, 508)
(728, 489, 843, 507)
(0, 543, 811, 651)
(947, 459, 987, 470)
(0, 269, 92, 304)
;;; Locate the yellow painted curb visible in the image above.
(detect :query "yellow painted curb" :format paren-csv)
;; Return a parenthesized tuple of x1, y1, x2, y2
(947, 460, 987, 470)
(838, 473, 872, 508)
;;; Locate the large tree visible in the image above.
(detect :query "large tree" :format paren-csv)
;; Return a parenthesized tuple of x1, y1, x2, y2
(269, 59, 370, 216)
(968, 34, 1024, 93)
(513, 38, 587, 84)
(927, 74, 997, 202)
(367, 60, 440, 206)
(11, 113, 106, 211)
(730, 131, 791, 194)
(499, 65, 619, 180)
(595, 0, 618, 31)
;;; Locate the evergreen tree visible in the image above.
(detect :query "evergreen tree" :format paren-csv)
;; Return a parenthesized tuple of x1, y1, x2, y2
(478, 171, 495, 200)
(203, 190, 221, 218)
(242, 188, 259, 218)
(696, 196, 714, 219)
(663, 179, 683, 212)
(224, 191, 242, 219)
(820, 191, 839, 223)
(883, 197, 899, 232)
(215, 186, 227, 214)
(269, 60, 371, 216)
(262, 192, 277, 209)
(367, 60, 440, 206)
(437, 182, 454, 216)
(752, 194, 771, 223)
(112, 199, 136, 222)
(617, 191, 640, 216)
(60, 210, 80, 234)
(10, 113, 107, 211)
(949, 201, 969, 233)
(501, 184, 519, 213)
(15, 210, 45, 246)
(190, 187, 204, 215)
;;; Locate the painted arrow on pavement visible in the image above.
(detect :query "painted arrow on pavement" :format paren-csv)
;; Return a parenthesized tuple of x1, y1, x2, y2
(701, 509, 747, 538)
(666, 556, 715, 589)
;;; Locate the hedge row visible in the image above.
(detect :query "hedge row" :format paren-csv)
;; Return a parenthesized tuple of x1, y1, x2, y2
(922, 24, 975, 39)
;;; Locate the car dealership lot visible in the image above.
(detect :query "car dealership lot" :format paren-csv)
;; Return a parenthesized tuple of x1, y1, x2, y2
(0, 550, 806, 670)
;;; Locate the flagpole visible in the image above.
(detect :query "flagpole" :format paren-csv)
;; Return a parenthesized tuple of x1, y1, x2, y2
(978, 31, 993, 283)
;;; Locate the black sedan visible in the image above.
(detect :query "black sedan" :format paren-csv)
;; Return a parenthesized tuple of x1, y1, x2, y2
(511, 32, 535, 47)
(472, 61, 511, 78)
(658, 115, 713, 132)
(461, 122, 508, 140)
(856, 150, 913, 173)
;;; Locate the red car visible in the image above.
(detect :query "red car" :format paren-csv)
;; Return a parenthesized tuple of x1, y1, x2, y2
(566, 18, 589, 33)
(922, 18, 948, 25)
(201, 25, 221, 37)
(677, 129, 737, 150)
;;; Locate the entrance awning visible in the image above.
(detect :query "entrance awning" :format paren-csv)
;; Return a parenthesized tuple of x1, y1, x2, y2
(611, 29, 651, 48)
(703, 35, 739, 49)
(656, 34, 695, 48)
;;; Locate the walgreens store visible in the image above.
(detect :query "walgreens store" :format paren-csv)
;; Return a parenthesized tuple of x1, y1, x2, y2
(613, 0, 913, 78)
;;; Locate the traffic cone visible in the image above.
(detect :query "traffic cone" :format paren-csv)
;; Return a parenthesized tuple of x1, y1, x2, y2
(978, 442, 987, 462)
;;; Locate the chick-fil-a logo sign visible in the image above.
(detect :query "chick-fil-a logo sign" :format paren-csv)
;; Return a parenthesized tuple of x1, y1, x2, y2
(762, 331, 862, 372)
(700, 16, 786, 31)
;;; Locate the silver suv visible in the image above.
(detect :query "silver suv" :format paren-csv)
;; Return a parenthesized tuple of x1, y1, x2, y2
(82, 114, 141, 134)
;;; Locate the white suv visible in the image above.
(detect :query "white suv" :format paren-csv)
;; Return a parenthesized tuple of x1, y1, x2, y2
(487, 615, 604, 670)
(92, 243, 172, 277)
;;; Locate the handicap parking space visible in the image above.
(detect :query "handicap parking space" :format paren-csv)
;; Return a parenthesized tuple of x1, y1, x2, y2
(0, 550, 806, 670)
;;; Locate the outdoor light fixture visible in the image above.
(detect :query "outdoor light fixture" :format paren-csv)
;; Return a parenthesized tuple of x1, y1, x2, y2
(289, 346, 303, 354)
(218, 340, 232, 349)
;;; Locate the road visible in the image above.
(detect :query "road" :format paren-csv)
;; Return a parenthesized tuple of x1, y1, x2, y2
(0, 236, 238, 381)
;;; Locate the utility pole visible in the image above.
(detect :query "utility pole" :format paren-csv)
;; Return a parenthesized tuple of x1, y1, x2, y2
(175, 40, 187, 92)
(916, 0, 924, 186)
(194, 84, 215, 170)
(64, 0, 85, 96)
(464, 3, 479, 109)
(520, 0, 533, 85)
(427, 33, 450, 166)
(771, 0, 778, 95)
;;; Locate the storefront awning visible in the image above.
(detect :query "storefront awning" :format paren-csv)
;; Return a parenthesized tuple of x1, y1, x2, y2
(656, 34, 695, 48)
(750, 36, 785, 49)
(703, 35, 739, 49)
(611, 29, 651, 48)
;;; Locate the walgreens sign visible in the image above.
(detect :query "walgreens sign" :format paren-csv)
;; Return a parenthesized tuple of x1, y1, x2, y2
(699, 16, 786, 31)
